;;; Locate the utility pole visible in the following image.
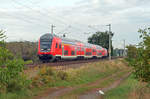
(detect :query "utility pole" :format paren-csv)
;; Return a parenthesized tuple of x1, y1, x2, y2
(123, 39, 126, 57)
(51, 24, 56, 34)
(106, 24, 111, 60)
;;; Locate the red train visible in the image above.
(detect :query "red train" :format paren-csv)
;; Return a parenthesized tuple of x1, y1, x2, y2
(38, 33, 108, 62)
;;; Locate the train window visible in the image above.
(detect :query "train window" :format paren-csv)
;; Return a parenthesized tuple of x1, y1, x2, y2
(77, 47, 80, 51)
(86, 52, 92, 55)
(98, 52, 102, 55)
(59, 43, 61, 49)
(81, 48, 84, 51)
(93, 49, 96, 52)
(71, 51, 75, 55)
(64, 50, 68, 55)
(56, 43, 58, 48)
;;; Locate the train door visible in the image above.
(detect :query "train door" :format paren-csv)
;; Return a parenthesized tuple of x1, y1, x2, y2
(55, 42, 60, 55)
(62, 44, 64, 56)
(76, 46, 80, 56)
(78, 46, 80, 56)
(75, 46, 77, 56)
(58, 42, 62, 55)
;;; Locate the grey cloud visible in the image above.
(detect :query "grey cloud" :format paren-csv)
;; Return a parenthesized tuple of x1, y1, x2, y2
(0, 0, 150, 48)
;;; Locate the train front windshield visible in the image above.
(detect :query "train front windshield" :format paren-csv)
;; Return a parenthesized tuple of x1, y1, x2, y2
(40, 34, 53, 52)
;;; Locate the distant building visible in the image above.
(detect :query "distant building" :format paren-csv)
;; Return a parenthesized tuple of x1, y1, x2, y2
(113, 48, 127, 57)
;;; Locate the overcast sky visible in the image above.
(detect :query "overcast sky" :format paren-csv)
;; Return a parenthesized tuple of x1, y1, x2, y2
(0, 0, 150, 48)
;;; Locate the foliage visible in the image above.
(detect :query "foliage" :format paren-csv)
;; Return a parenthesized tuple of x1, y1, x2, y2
(57, 71, 69, 80)
(0, 30, 31, 93)
(0, 47, 14, 66)
(31, 67, 55, 87)
(0, 30, 13, 66)
(6, 41, 38, 62)
(0, 59, 31, 93)
(126, 27, 150, 82)
(126, 45, 138, 65)
(126, 45, 138, 59)
(24, 60, 33, 65)
(88, 31, 114, 55)
(0, 30, 6, 47)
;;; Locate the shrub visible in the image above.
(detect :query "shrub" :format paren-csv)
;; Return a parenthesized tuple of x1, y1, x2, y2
(39, 67, 55, 76)
(31, 67, 55, 87)
(0, 82, 6, 93)
(24, 60, 33, 65)
(0, 47, 14, 66)
(57, 71, 69, 80)
(126, 27, 150, 82)
(0, 30, 31, 93)
(0, 59, 31, 92)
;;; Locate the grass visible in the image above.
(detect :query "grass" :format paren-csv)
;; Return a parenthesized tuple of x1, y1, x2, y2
(128, 81, 150, 99)
(0, 59, 131, 99)
(52, 69, 118, 87)
(60, 70, 130, 98)
(52, 60, 129, 87)
(24, 60, 33, 65)
(0, 86, 49, 99)
(103, 74, 139, 99)
(0, 90, 30, 99)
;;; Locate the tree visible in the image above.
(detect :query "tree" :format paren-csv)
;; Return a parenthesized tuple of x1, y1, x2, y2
(0, 30, 6, 47)
(126, 45, 138, 59)
(88, 31, 114, 55)
(0, 30, 13, 66)
(0, 30, 30, 93)
(127, 27, 150, 82)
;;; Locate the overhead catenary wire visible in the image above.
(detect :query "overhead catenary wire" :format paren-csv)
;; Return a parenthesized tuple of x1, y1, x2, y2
(11, 1, 53, 27)
(22, 0, 95, 38)
(12, 0, 82, 34)
(0, 10, 49, 29)
(23, 0, 86, 32)
(10, 0, 101, 41)
(57, 25, 71, 34)
(11, 0, 54, 25)
(12, 0, 69, 27)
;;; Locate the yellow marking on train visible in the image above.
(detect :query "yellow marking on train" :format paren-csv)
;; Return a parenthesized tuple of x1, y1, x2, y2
(63, 44, 71, 46)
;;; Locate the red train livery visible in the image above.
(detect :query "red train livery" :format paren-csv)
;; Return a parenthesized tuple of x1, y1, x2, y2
(38, 33, 108, 62)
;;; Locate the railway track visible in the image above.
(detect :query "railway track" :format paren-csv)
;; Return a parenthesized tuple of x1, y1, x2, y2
(25, 56, 123, 69)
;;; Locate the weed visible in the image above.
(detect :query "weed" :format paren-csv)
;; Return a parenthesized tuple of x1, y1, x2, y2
(104, 75, 139, 99)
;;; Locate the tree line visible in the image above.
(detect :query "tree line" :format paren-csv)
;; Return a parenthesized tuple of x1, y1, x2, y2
(126, 27, 150, 83)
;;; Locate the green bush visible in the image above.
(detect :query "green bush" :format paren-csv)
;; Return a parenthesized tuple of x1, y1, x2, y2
(0, 30, 31, 93)
(31, 67, 56, 87)
(57, 71, 69, 80)
(0, 59, 31, 92)
(126, 27, 150, 82)
(0, 47, 14, 66)
(24, 60, 33, 65)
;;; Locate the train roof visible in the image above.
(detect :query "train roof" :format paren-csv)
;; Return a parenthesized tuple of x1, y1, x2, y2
(40, 33, 103, 49)
(40, 33, 53, 40)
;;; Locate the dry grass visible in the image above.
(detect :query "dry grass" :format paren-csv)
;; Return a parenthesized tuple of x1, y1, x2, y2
(25, 58, 129, 79)
(128, 82, 150, 99)
(24, 66, 40, 78)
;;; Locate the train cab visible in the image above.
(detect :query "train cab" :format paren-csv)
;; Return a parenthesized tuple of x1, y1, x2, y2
(38, 33, 55, 61)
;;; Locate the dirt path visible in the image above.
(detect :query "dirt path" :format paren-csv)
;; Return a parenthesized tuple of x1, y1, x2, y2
(79, 72, 131, 99)
(32, 70, 130, 99)
(32, 87, 74, 99)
